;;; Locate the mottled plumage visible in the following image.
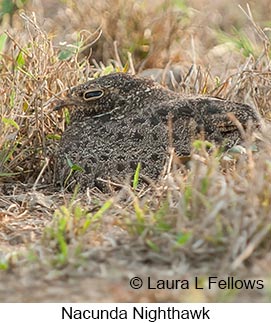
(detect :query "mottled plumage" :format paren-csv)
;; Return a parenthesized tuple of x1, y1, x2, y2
(55, 73, 260, 191)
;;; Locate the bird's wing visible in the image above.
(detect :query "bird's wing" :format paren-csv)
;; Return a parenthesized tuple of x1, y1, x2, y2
(191, 97, 259, 133)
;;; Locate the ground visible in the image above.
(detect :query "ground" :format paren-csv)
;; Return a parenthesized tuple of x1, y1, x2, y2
(0, 0, 271, 302)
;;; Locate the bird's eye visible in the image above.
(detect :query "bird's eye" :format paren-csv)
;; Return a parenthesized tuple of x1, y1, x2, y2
(83, 89, 104, 101)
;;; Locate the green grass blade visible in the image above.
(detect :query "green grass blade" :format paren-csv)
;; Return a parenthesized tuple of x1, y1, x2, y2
(133, 162, 141, 190)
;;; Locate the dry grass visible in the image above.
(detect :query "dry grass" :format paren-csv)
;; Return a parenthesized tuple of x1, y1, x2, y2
(0, 0, 271, 302)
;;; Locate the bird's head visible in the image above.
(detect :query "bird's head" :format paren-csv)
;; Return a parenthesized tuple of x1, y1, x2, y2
(54, 73, 165, 120)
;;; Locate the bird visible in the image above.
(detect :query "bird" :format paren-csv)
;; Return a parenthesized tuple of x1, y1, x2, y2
(54, 72, 260, 191)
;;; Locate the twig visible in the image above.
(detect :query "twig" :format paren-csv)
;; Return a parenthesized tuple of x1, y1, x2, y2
(32, 157, 50, 191)
(127, 52, 135, 75)
(231, 224, 271, 269)
(113, 41, 123, 69)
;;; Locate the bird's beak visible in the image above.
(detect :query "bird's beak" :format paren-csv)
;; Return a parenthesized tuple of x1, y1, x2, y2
(53, 100, 72, 111)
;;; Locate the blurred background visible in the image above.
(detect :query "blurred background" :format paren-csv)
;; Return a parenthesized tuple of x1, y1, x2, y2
(1, 0, 271, 74)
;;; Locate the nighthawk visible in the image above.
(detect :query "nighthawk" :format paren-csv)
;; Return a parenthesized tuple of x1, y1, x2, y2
(55, 72, 260, 191)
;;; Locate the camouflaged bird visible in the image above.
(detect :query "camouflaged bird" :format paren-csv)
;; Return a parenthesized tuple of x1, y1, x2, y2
(55, 72, 260, 191)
